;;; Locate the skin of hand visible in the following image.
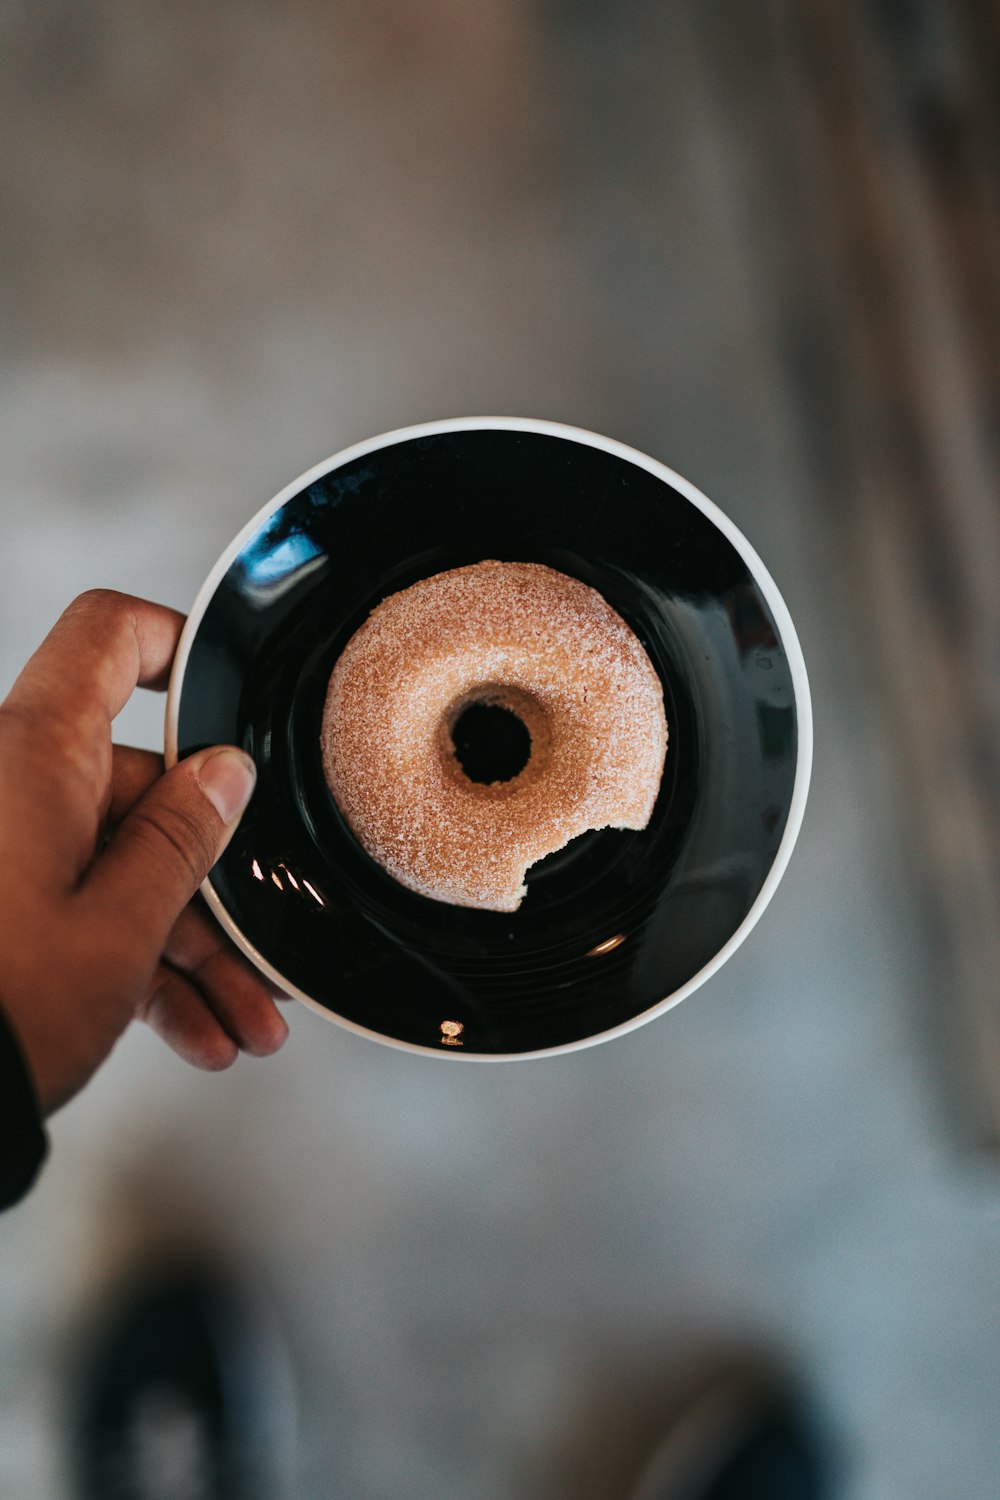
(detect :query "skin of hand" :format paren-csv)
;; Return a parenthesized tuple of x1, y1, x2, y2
(0, 589, 288, 1116)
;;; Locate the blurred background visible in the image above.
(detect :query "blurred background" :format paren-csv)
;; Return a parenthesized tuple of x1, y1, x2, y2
(2, 1, 1000, 1496)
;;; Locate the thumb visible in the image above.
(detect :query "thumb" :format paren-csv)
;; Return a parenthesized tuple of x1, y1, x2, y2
(83, 746, 257, 956)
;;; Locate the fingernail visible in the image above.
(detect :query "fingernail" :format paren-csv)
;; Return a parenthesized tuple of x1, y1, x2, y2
(198, 748, 257, 823)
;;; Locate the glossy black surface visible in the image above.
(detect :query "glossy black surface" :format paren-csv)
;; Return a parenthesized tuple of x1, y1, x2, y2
(176, 429, 799, 1054)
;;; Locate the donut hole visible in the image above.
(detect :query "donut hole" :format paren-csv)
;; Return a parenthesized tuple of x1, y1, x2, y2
(451, 701, 532, 785)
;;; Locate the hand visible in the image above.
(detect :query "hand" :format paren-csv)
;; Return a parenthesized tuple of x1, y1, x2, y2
(0, 589, 288, 1116)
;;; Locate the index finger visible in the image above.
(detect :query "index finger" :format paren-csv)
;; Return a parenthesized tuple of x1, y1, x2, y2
(4, 590, 185, 729)
(0, 591, 187, 885)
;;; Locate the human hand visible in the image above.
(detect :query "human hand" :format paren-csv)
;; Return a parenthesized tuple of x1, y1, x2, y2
(0, 589, 288, 1116)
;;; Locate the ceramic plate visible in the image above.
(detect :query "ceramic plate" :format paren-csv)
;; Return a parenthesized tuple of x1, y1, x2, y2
(166, 418, 812, 1058)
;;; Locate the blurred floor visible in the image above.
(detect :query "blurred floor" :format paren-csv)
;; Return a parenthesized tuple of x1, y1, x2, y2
(2, 3, 1000, 1498)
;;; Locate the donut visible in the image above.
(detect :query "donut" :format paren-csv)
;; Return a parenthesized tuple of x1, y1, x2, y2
(320, 560, 667, 912)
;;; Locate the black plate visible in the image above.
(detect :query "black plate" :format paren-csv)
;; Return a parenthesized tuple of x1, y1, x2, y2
(166, 420, 811, 1057)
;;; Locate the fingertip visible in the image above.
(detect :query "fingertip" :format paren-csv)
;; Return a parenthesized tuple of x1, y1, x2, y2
(144, 972, 241, 1073)
(200, 1034, 241, 1071)
(242, 1007, 289, 1058)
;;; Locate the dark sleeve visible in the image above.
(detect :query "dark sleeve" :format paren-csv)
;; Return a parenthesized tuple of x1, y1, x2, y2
(0, 1003, 48, 1209)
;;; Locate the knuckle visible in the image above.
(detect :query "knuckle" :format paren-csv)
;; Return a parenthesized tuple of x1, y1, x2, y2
(70, 587, 127, 616)
(67, 590, 139, 656)
(3, 686, 61, 740)
(132, 798, 218, 888)
(0, 695, 30, 732)
(0, 687, 108, 799)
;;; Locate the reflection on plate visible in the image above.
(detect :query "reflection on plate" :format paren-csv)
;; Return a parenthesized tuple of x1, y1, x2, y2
(166, 418, 812, 1058)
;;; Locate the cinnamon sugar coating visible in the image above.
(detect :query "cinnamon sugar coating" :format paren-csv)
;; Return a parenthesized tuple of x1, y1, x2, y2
(320, 560, 667, 912)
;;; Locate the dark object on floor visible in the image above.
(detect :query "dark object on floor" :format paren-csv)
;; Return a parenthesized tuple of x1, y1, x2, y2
(70, 1256, 294, 1500)
(628, 1363, 831, 1500)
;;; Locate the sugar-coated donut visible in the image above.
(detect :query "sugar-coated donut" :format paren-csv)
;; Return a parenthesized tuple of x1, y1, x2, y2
(320, 560, 667, 912)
